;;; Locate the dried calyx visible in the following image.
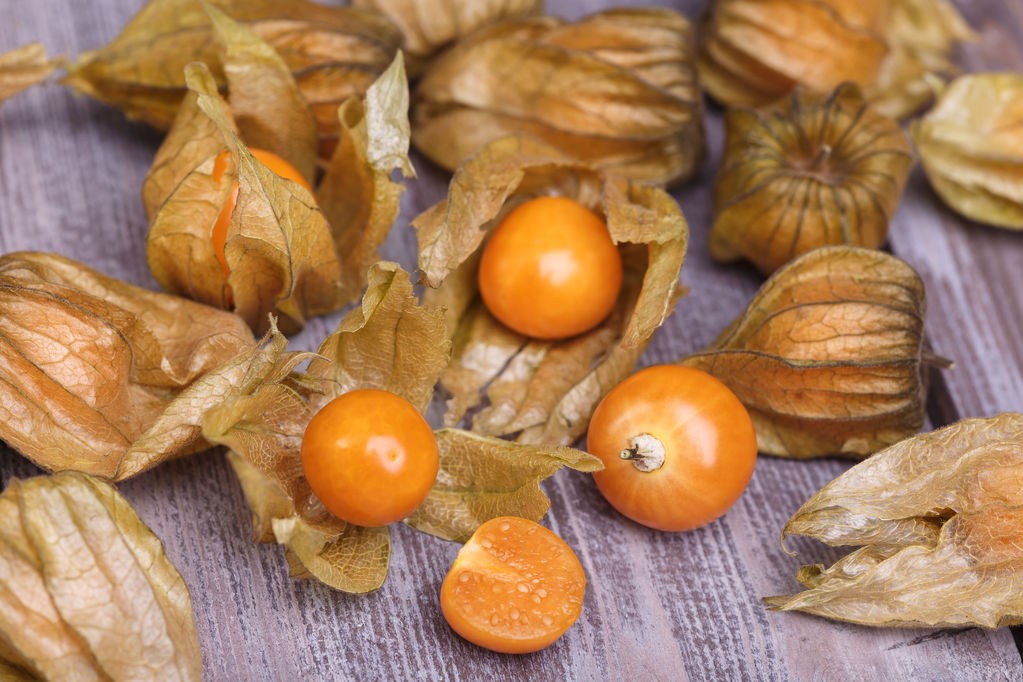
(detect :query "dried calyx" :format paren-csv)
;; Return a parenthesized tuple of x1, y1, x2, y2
(711, 83, 913, 275)
(681, 246, 947, 459)
(412, 7, 705, 186)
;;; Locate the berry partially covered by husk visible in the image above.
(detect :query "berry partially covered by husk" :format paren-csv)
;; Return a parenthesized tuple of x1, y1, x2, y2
(711, 84, 913, 275)
(412, 8, 705, 186)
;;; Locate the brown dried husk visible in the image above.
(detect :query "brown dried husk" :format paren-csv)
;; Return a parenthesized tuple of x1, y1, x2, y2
(680, 246, 938, 459)
(61, 0, 401, 156)
(412, 8, 704, 186)
(415, 136, 688, 445)
(698, 0, 974, 118)
(200, 262, 600, 592)
(0, 43, 59, 104)
(767, 413, 1023, 628)
(911, 73, 1023, 230)
(0, 472, 202, 680)
(352, 0, 542, 75)
(0, 251, 255, 481)
(143, 32, 412, 335)
(711, 83, 913, 275)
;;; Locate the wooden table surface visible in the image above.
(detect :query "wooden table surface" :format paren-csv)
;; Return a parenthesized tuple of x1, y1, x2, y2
(2, 0, 1021, 680)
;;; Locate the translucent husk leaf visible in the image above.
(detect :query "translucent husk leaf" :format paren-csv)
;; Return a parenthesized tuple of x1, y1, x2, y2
(201, 263, 449, 592)
(767, 413, 1023, 628)
(412, 8, 705, 186)
(0, 43, 59, 104)
(680, 246, 936, 459)
(910, 73, 1023, 230)
(61, 0, 401, 155)
(405, 429, 602, 543)
(697, 0, 889, 108)
(317, 53, 416, 304)
(0, 472, 201, 680)
(352, 0, 542, 75)
(0, 251, 255, 481)
(415, 136, 688, 445)
(866, 0, 977, 119)
(711, 83, 914, 275)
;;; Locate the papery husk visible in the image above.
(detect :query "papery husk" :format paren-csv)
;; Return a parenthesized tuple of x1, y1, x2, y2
(0, 43, 59, 104)
(415, 136, 688, 445)
(201, 262, 599, 591)
(412, 8, 704, 186)
(698, 0, 889, 108)
(698, 0, 974, 117)
(144, 45, 412, 334)
(767, 413, 1023, 628)
(0, 472, 202, 680)
(352, 0, 542, 75)
(866, 0, 978, 118)
(711, 83, 913, 275)
(680, 246, 938, 459)
(911, 73, 1023, 230)
(61, 0, 401, 156)
(0, 251, 255, 481)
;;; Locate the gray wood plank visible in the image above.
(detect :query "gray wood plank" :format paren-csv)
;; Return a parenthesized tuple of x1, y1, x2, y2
(0, 1, 1020, 680)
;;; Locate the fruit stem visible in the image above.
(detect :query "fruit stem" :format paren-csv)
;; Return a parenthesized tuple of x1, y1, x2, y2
(619, 434, 665, 473)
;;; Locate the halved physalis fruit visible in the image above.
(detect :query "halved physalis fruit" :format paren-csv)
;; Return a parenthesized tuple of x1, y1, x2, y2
(440, 516, 586, 654)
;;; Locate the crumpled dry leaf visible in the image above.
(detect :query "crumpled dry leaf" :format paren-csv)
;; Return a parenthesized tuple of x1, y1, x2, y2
(415, 136, 688, 445)
(144, 46, 412, 334)
(867, 0, 978, 118)
(0, 471, 202, 680)
(911, 72, 1023, 230)
(681, 246, 942, 459)
(0, 251, 255, 480)
(61, 0, 401, 155)
(352, 0, 541, 75)
(406, 429, 601, 543)
(711, 83, 913, 275)
(412, 8, 705, 186)
(0, 43, 59, 104)
(202, 262, 599, 591)
(767, 413, 1023, 628)
(698, 0, 974, 117)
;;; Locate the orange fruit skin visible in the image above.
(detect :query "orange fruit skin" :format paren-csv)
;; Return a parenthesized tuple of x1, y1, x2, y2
(587, 365, 757, 532)
(440, 516, 586, 654)
(210, 148, 312, 278)
(477, 196, 623, 340)
(300, 389, 438, 528)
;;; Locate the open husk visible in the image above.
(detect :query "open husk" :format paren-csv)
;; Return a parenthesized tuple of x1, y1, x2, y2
(767, 413, 1023, 628)
(61, 0, 401, 156)
(201, 262, 600, 592)
(0, 251, 255, 481)
(412, 8, 705, 186)
(711, 83, 913, 275)
(143, 11, 412, 335)
(416, 136, 688, 445)
(680, 246, 942, 459)
(911, 72, 1023, 230)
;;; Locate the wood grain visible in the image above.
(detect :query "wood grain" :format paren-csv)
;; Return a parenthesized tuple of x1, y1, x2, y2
(1, 1, 1021, 680)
